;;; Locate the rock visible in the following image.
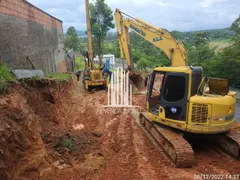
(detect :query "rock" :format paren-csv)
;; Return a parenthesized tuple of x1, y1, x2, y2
(53, 160, 70, 170)
(59, 159, 65, 164)
(38, 164, 54, 177)
(52, 160, 60, 167)
(143, 156, 148, 162)
(66, 157, 73, 166)
(92, 131, 102, 138)
(64, 147, 71, 152)
(39, 167, 53, 177)
(93, 150, 103, 157)
(12, 69, 44, 79)
(58, 148, 66, 154)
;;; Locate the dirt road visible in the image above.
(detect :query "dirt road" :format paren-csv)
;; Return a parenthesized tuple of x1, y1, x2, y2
(43, 82, 240, 180)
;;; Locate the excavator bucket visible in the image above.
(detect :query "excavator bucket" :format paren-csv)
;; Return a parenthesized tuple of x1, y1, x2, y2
(129, 73, 144, 89)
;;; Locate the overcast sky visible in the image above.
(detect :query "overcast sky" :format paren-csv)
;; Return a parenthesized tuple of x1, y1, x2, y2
(28, 0, 239, 32)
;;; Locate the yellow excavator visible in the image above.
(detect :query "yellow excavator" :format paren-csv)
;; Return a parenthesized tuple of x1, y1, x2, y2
(115, 9, 239, 167)
(82, 0, 108, 90)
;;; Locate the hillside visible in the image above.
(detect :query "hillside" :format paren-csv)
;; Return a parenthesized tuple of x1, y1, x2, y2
(172, 27, 235, 44)
(209, 39, 232, 53)
(104, 27, 234, 53)
(76, 30, 87, 37)
(72, 27, 235, 43)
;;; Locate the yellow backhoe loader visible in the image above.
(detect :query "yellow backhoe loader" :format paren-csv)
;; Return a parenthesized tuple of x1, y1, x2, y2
(115, 9, 239, 167)
(82, 0, 108, 91)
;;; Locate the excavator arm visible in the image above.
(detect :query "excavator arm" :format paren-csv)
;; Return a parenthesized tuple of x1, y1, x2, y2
(85, 0, 94, 68)
(114, 9, 188, 70)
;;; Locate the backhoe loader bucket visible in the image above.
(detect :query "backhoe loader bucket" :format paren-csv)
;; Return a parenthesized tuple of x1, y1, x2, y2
(129, 73, 144, 89)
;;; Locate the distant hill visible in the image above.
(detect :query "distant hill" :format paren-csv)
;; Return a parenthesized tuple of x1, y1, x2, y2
(69, 27, 235, 43)
(104, 27, 235, 44)
(172, 27, 235, 44)
(76, 30, 87, 37)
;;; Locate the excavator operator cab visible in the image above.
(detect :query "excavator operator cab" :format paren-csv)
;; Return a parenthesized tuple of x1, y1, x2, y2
(147, 66, 202, 122)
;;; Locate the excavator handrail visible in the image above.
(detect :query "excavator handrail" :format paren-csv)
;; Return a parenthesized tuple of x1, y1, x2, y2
(114, 9, 188, 70)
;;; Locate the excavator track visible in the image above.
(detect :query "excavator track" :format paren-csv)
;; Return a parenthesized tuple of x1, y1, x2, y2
(139, 112, 195, 168)
(214, 129, 240, 159)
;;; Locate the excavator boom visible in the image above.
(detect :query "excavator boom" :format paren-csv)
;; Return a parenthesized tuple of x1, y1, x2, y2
(85, 0, 94, 68)
(114, 9, 188, 69)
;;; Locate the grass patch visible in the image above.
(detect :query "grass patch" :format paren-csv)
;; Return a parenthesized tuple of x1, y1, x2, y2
(209, 40, 232, 53)
(75, 56, 86, 71)
(0, 65, 16, 81)
(94, 64, 100, 68)
(65, 138, 73, 152)
(53, 136, 75, 153)
(0, 65, 17, 95)
(45, 73, 71, 81)
(75, 56, 101, 71)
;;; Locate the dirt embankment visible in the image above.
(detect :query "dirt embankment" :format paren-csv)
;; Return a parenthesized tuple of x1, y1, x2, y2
(0, 89, 49, 180)
(0, 79, 101, 180)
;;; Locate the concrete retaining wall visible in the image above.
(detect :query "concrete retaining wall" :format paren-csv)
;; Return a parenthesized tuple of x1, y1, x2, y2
(0, 0, 67, 73)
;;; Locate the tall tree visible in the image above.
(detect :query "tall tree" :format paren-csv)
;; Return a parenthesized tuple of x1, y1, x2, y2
(209, 15, 240, 87)
(193, 32, 209, 47)
(89, 0, 115, 66)
(65, 26, 80, 52)
(231, 15, 240, 35)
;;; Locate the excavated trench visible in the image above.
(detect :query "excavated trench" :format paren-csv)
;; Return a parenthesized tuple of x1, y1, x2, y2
(0, 77, 240, 180)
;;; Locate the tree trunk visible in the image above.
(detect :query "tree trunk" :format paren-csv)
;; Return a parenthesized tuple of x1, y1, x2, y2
(0, 48, 2, 65)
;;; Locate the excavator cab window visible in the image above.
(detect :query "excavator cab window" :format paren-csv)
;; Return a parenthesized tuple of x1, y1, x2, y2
(160, 73, 189, 121)
(148, 71, 189, 121)
(148, 71, 165, 115)
(163, 76, 186, 102)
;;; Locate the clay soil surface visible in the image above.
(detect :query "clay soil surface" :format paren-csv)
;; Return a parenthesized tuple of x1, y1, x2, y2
(1, 79, 240, 180)
(44, 81, 240, 180)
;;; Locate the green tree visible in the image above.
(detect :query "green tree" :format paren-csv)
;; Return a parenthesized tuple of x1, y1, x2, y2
(189, 45, 215, 65)
(65, 26, 80, 52)
(193, 32, 209, 47)
(188, 31, 216, 77)
(172, 30, 183, 40)
(89, 0, 115, 66)
(136, 57, 148, 71)
(231, 15, 240, 35)
(129, 32, 170, 67)
(208, 15, 240, 87)
(103, 40, 120, 57)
